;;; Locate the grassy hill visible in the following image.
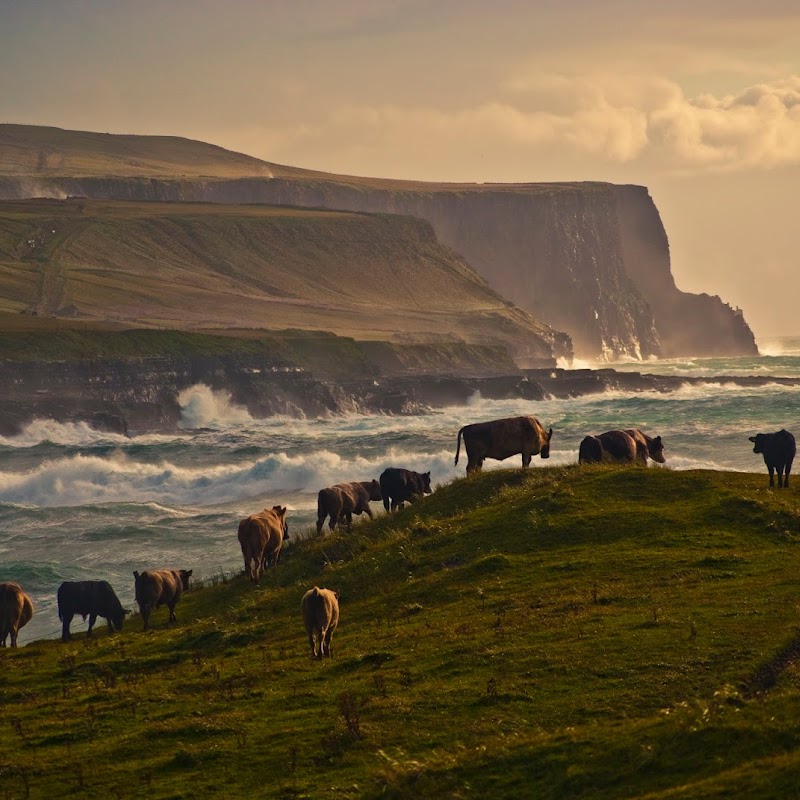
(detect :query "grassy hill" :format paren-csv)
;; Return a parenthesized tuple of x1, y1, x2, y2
(0, 198, 559, 359)
(3, 466, 800, 799)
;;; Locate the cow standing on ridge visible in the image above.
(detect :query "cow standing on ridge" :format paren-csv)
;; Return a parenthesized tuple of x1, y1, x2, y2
(380, 468, 431, 512)
(133, 569, 192, 631)
(455, 416, 552, 474)
(0, 582, 33, 647)
(58, 580, 126, 641)
(317, 480, 382, 533)
(749, 429, 796, 487)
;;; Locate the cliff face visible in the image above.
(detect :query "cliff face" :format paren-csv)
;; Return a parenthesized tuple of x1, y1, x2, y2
(0, 173, 758, 360)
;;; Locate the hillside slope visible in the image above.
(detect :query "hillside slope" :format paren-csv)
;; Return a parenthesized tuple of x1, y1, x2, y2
(0, 198, 568, 362)
(2, 467, 800, 798)
(0, 124, 758, 360)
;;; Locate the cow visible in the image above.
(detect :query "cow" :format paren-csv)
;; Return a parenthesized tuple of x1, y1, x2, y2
(624, 429, 666, 465)
(0, 582, 33, 648)
(749, 429, 796, 488)
(301, 586, 339, 659)
(57, 580, 126, 642)
(379, 468, 432, 512)
(579, 430, 640, 464)
(455, 416, 552, 474)
(316, 480, 382, 534)
(132, 569, 192, 631)
(237, 506, 288, 583)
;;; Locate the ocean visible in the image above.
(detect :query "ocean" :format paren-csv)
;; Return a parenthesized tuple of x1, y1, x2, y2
(3, 337, 800, 645)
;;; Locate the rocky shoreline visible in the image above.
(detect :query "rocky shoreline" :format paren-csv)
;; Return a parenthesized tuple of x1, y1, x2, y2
(2, 355, 797, 437)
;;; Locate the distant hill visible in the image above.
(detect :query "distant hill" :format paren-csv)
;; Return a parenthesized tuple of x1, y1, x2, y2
(0, 198, 567, 363)
(0, 123, 758, 359)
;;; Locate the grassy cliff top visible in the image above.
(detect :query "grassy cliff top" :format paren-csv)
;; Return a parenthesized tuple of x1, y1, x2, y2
(0, 124, 618, 195)
(3, 466, 800, 798)
(0, 198, 555, 356)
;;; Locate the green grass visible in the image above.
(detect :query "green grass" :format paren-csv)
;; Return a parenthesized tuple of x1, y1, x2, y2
(3, 466, 800, 798)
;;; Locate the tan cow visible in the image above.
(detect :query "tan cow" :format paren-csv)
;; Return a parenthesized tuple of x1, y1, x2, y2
(455, 416, 552, 474)
(0, 582, 33, 647)
(624, 429, 666, 465)
(132, 569, 192, 631)
(301, 586, 339, 658)
(237, 506, 288, 583)
(316, 480, 382, 534)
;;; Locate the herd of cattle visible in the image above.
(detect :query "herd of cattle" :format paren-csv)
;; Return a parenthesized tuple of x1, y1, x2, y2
(0, 416, 796, 652)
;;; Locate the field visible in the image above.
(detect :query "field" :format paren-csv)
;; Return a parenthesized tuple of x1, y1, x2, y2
(2, 466, 800, 799)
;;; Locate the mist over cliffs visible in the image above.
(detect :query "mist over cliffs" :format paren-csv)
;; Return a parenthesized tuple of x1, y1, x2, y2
(0, 124, 758, 361)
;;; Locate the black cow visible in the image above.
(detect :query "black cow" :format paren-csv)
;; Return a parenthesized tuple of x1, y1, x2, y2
(379, 468, 432, 512)
(58, 580, 126, 642)
(749, 429, 796, 488)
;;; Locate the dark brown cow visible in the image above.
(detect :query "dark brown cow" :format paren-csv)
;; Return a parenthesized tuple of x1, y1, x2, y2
(455, 416, 552, 474)
(132, 569, 192, 631)
(0, 582, 33, 647)
(380, 468, 432, 511)
(58, 580, 126, 641)
(749, 429, 796, 487)
(579, 430, 640, 464)
(624, 429, 666, 465)
(316, 480, 382, 533)
(301, 586, 339, 658)
(237, 506, 288, 582)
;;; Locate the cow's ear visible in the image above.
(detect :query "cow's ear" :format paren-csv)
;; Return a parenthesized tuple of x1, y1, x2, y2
(186, 570, 193, 577)
(133, 571, 139, 580)
(281, 506, 287, 515)
(424, 472, 430, 478)
(654, 436, 662, 443)
(748, 436, 757, 442)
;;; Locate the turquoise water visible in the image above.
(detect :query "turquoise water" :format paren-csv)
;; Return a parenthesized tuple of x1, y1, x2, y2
(3, 344, 800, 644)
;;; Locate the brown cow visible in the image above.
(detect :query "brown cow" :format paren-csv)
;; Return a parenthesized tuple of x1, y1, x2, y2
(0, 582, 33, 647)
(455, 416, 552, 474)
(301, 586, 339, 658)
(624, 429, 666, 465)
(316, 480, 382, 534)
(237, 506, 288, 582)
(579, 430, 640, 464)
(132, 569, 192, 631)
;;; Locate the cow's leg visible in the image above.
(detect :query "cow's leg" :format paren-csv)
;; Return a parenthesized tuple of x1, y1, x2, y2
(778, 465, 785, 488)
(316, 514, 326, 535)
(107, 617, 114, 633)
(522, 451, 532, 468)
(87, 613, 97, 637)
(61, 614, 73, 642)
(10, 624, 19, 647)
(769, 465, 775, 486)
(141, 607, 150, 631)
(168, 603, 177, 623)
(345, 512, 353, 532)
(786, 459, 793, 487)
(364, 506, 374, 519)
(308, 631, 317, 658)
(323, 627, 334, 658)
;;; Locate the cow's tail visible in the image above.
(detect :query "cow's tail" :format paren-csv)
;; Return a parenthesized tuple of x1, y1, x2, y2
(455, 427, 464, 466)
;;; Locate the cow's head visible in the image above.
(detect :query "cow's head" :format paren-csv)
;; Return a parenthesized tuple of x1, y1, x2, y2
(110, 600, 126, 632)
(540, 427, 553, 459)
(649, 435, 666, 463)
(420, 471, 432, 494)
(273, 505, 289, 540)
(367, 479, 382, 501)
(749, 434, 765, 453)
(178, 569, 193, 590)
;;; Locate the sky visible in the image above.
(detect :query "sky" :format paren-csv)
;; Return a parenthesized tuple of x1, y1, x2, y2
(2, 0, 800, 341)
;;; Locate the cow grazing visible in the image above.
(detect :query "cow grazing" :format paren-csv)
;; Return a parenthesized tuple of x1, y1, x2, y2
(316, 480, 382, 534)
(455, 416, 552, 474)
(0, 582, 33, 648)
(749, 429, 796, 487)
(237, 506, 288, 582)
(58, 580, 126, 642)
(379, 468, 432, 512)
(624, 429, 666, 465)
(579, 430, 640, 465)
(301, 586, 339, 658)
(132, 569, 192, 631)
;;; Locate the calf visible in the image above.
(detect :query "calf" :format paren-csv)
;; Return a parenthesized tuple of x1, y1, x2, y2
(238, 506, 288, 583)
(0, 582, 33, 648)
(58, 580, 126, 641)
(301, 586, 339, 658)
(749, 429, 796, 487)
(380, 468, 432, 512)
(624, 429, 666, 465)
(133, 569, 192, 631)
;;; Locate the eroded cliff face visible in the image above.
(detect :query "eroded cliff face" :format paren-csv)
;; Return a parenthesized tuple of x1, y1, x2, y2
(0, 175, 758, 360)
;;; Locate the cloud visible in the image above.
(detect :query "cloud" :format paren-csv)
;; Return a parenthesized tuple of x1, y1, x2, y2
(237, 74, 800, 178)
